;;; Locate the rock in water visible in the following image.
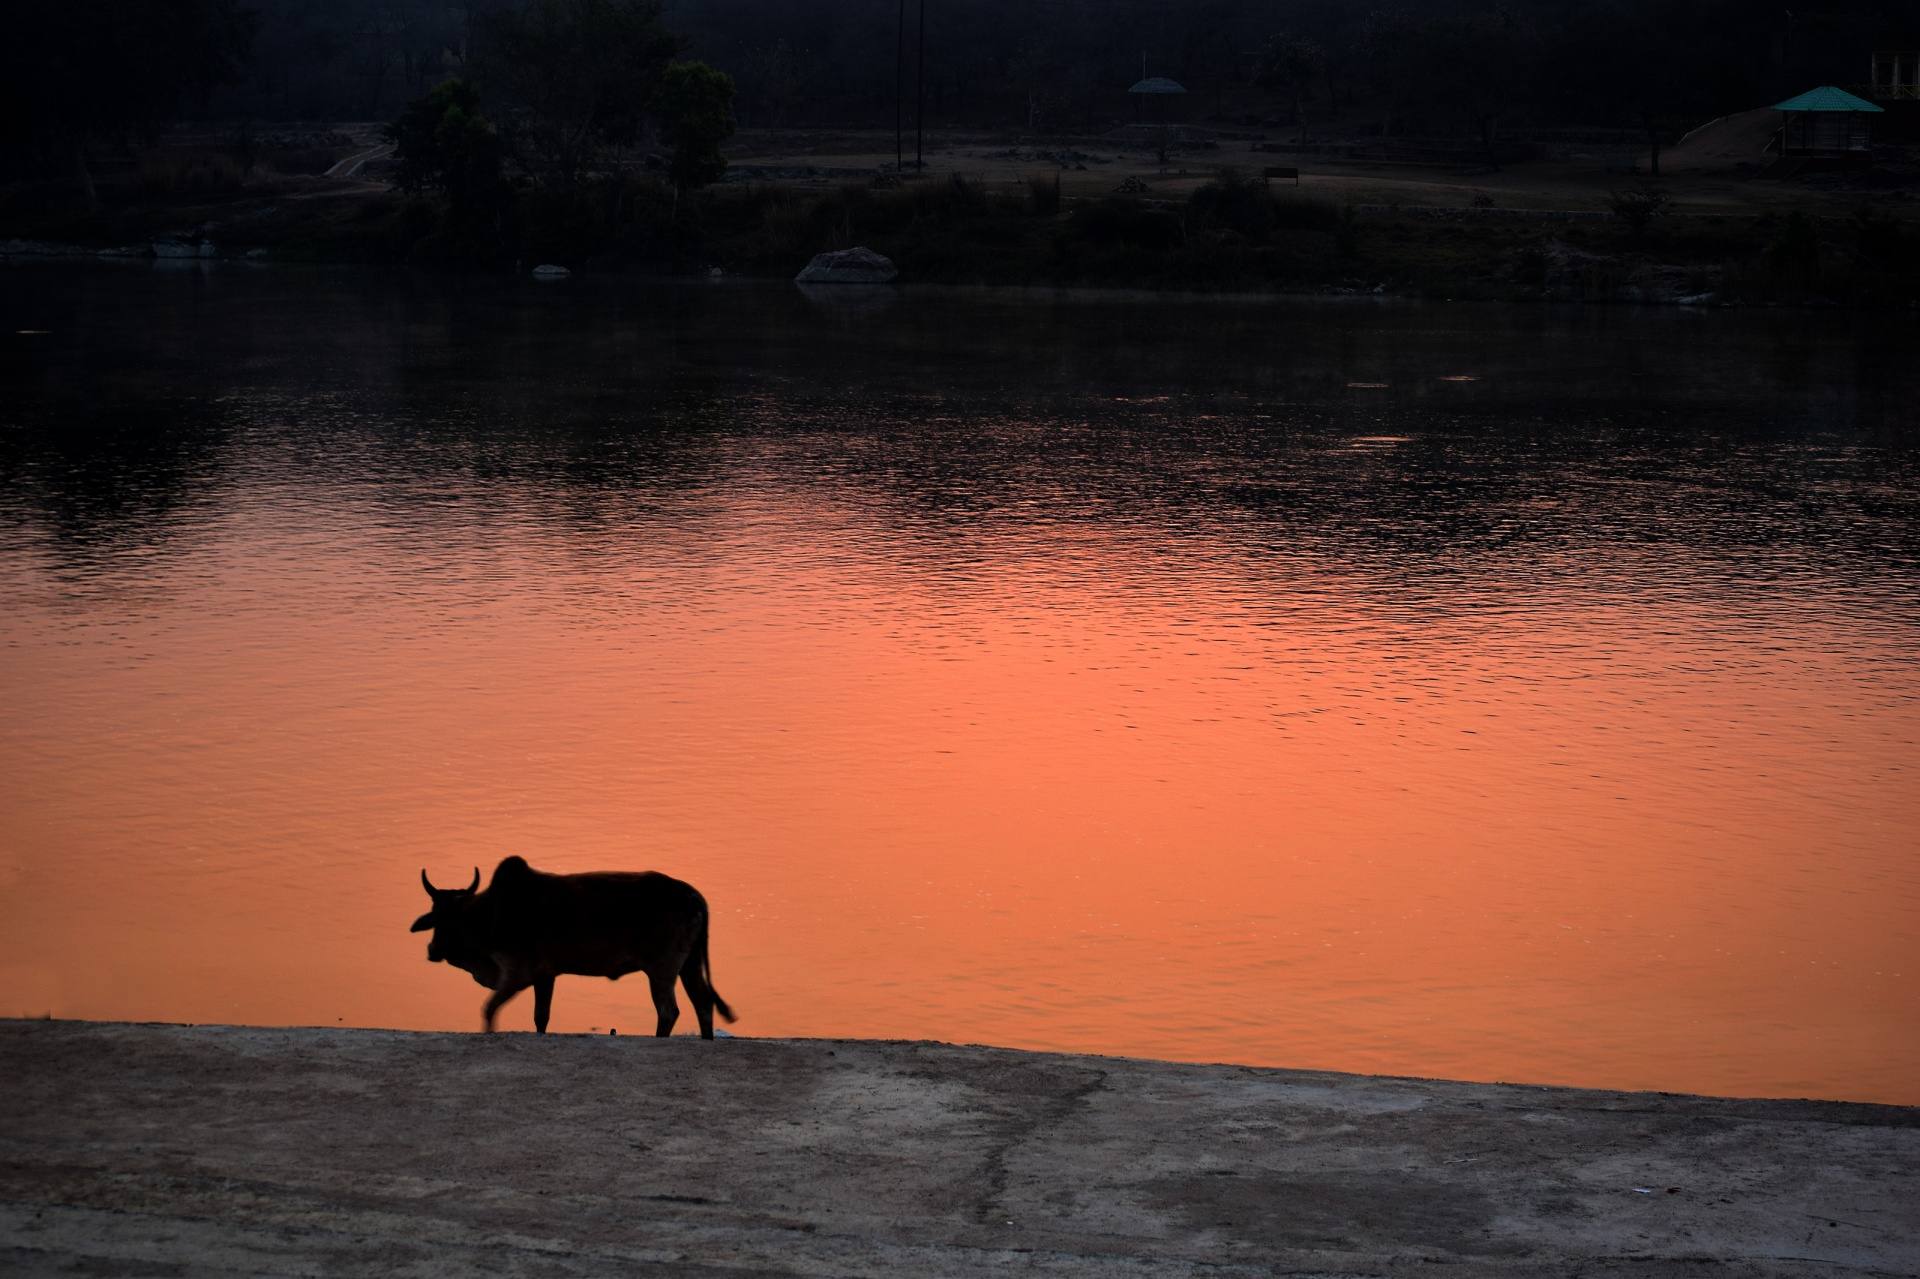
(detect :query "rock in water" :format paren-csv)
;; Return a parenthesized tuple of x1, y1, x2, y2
(153, 236, 215, 258)
(531, 264, 570, 279)
(795, 246, 898, 284)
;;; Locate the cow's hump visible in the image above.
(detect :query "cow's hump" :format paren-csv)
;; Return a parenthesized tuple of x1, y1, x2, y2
(491, 855, 536, 886)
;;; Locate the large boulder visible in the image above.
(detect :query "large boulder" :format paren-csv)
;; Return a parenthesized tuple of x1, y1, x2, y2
(795, 246, 898, 284)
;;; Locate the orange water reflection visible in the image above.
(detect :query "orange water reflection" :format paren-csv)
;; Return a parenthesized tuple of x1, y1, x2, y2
(3, 485, 1914, 1104)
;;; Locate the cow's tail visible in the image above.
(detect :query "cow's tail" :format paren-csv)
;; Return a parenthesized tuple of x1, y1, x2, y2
(695, 910, 736, 1024)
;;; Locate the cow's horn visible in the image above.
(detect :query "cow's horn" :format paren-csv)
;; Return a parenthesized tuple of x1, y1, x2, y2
(467, 866, 480, 893)
(421, 869, 439, 897)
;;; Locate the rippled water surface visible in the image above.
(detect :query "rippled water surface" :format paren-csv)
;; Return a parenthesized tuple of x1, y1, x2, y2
(3, 265, 1916, 1102)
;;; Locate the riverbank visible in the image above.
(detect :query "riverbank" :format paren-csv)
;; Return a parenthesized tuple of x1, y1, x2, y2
(3, 1020, 1915, 1277)
(5, 164, 1918, 305)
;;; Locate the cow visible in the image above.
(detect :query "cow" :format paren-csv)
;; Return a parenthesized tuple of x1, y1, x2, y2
(410, 856, 736, 1039)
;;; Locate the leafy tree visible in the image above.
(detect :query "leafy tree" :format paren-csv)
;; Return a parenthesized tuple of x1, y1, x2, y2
(1254, 35, 1326, 125)
(649, 61, 736, 193)
(385, 78, 510, 217)
(473, 0, 685, 186)
(0, 0, 256, 210)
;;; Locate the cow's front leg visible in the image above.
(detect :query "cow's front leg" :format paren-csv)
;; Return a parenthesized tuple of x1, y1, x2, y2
(647, 968, 680, 1037)
(532, 976, 555, 1034)
(482, 979, 528, 1032)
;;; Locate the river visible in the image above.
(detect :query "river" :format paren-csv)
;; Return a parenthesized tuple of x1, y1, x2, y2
(2, 263, 1915, 1102)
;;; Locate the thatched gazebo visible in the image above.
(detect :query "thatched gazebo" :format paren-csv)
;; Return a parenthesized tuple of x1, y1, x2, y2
(1129, 76, 1187, 164)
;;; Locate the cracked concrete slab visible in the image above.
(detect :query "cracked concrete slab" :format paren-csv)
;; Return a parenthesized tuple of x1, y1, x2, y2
(3, 1020, 1915, 1278)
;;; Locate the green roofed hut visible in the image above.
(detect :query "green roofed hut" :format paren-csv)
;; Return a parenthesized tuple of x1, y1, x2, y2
(1772, 85, 1883, 157)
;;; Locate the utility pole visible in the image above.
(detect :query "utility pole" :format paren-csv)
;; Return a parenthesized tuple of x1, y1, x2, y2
(895, 0, 904, 171)
(915, 0, 928, 171)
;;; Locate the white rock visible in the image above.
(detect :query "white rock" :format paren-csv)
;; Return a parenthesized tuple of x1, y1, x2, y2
(795, 246, 898, 284)
(152, 237, 206, 258)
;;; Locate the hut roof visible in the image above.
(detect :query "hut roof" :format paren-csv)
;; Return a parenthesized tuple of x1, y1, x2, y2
(1771, 85, 1883, 113)
(1128, 77, 1188, 94)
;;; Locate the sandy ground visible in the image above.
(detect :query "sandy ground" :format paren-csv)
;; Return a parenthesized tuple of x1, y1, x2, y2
(3, 1020, 1916, 1278)
(723, 127, 1902, 215)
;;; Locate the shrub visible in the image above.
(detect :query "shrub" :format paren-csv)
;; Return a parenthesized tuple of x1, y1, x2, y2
(1188, 168, 1276, 241)
(1027, 173, 1061, 217)
(138, 150, 245, 195)
(1765, 209, 1820, 280)
(1069, 198, 1185, 249)
(1852, 204, 1908, 266)
(1271, 191, 1348, 232)
(267, 148, 336, 176)
(1186, 169, 1347, 242)
(895, 173, 992, 221)
(1606, 184, 1670, 241)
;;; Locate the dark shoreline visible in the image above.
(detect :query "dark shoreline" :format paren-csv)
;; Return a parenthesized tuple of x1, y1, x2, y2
(6, 174, 1917, 308)
(4, 243, 1915, 314)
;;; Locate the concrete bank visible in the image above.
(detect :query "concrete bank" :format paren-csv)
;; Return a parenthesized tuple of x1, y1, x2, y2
(2, 1021, 1915, 1278)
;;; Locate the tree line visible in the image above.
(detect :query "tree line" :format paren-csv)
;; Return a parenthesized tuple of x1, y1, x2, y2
(4, 0, 1913, 200)
(380, 0, 734, 259)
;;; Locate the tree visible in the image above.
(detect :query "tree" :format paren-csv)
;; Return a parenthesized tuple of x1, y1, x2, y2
(1254, 35, 1326, 125)
(0, 0, 256, 210)
(1358, 10, 1421, 135)
(649, 61, 737, 193)
(1544, 1, 1715, 177)
(746, 40, 815, 130)
(1393, 14, 1528, 169)
(1006, 44, 1053, 131)
(473, 0, 685, 186)
(385, 78, 510, 216)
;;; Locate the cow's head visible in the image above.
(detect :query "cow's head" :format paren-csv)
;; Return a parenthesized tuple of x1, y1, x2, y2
(412, 868, 500, 988)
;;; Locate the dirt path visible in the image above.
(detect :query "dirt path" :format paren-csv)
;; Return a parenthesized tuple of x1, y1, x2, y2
(3, 1020, 1915, 1277)
(325, 142, 395, 178)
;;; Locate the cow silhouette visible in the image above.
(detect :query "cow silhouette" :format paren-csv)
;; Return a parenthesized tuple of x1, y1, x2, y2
(412, 856, 736, 1038)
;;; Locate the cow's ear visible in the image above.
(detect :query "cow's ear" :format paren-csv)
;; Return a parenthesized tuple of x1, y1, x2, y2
(410, 911, 435, 933)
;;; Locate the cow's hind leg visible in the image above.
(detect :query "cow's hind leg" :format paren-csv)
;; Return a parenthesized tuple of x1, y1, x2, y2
(680, 951, 717, 1040)
(482, 980, 529, 1033)
(647, 968, 680, 1037)
(532, 976, 555, 1034)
